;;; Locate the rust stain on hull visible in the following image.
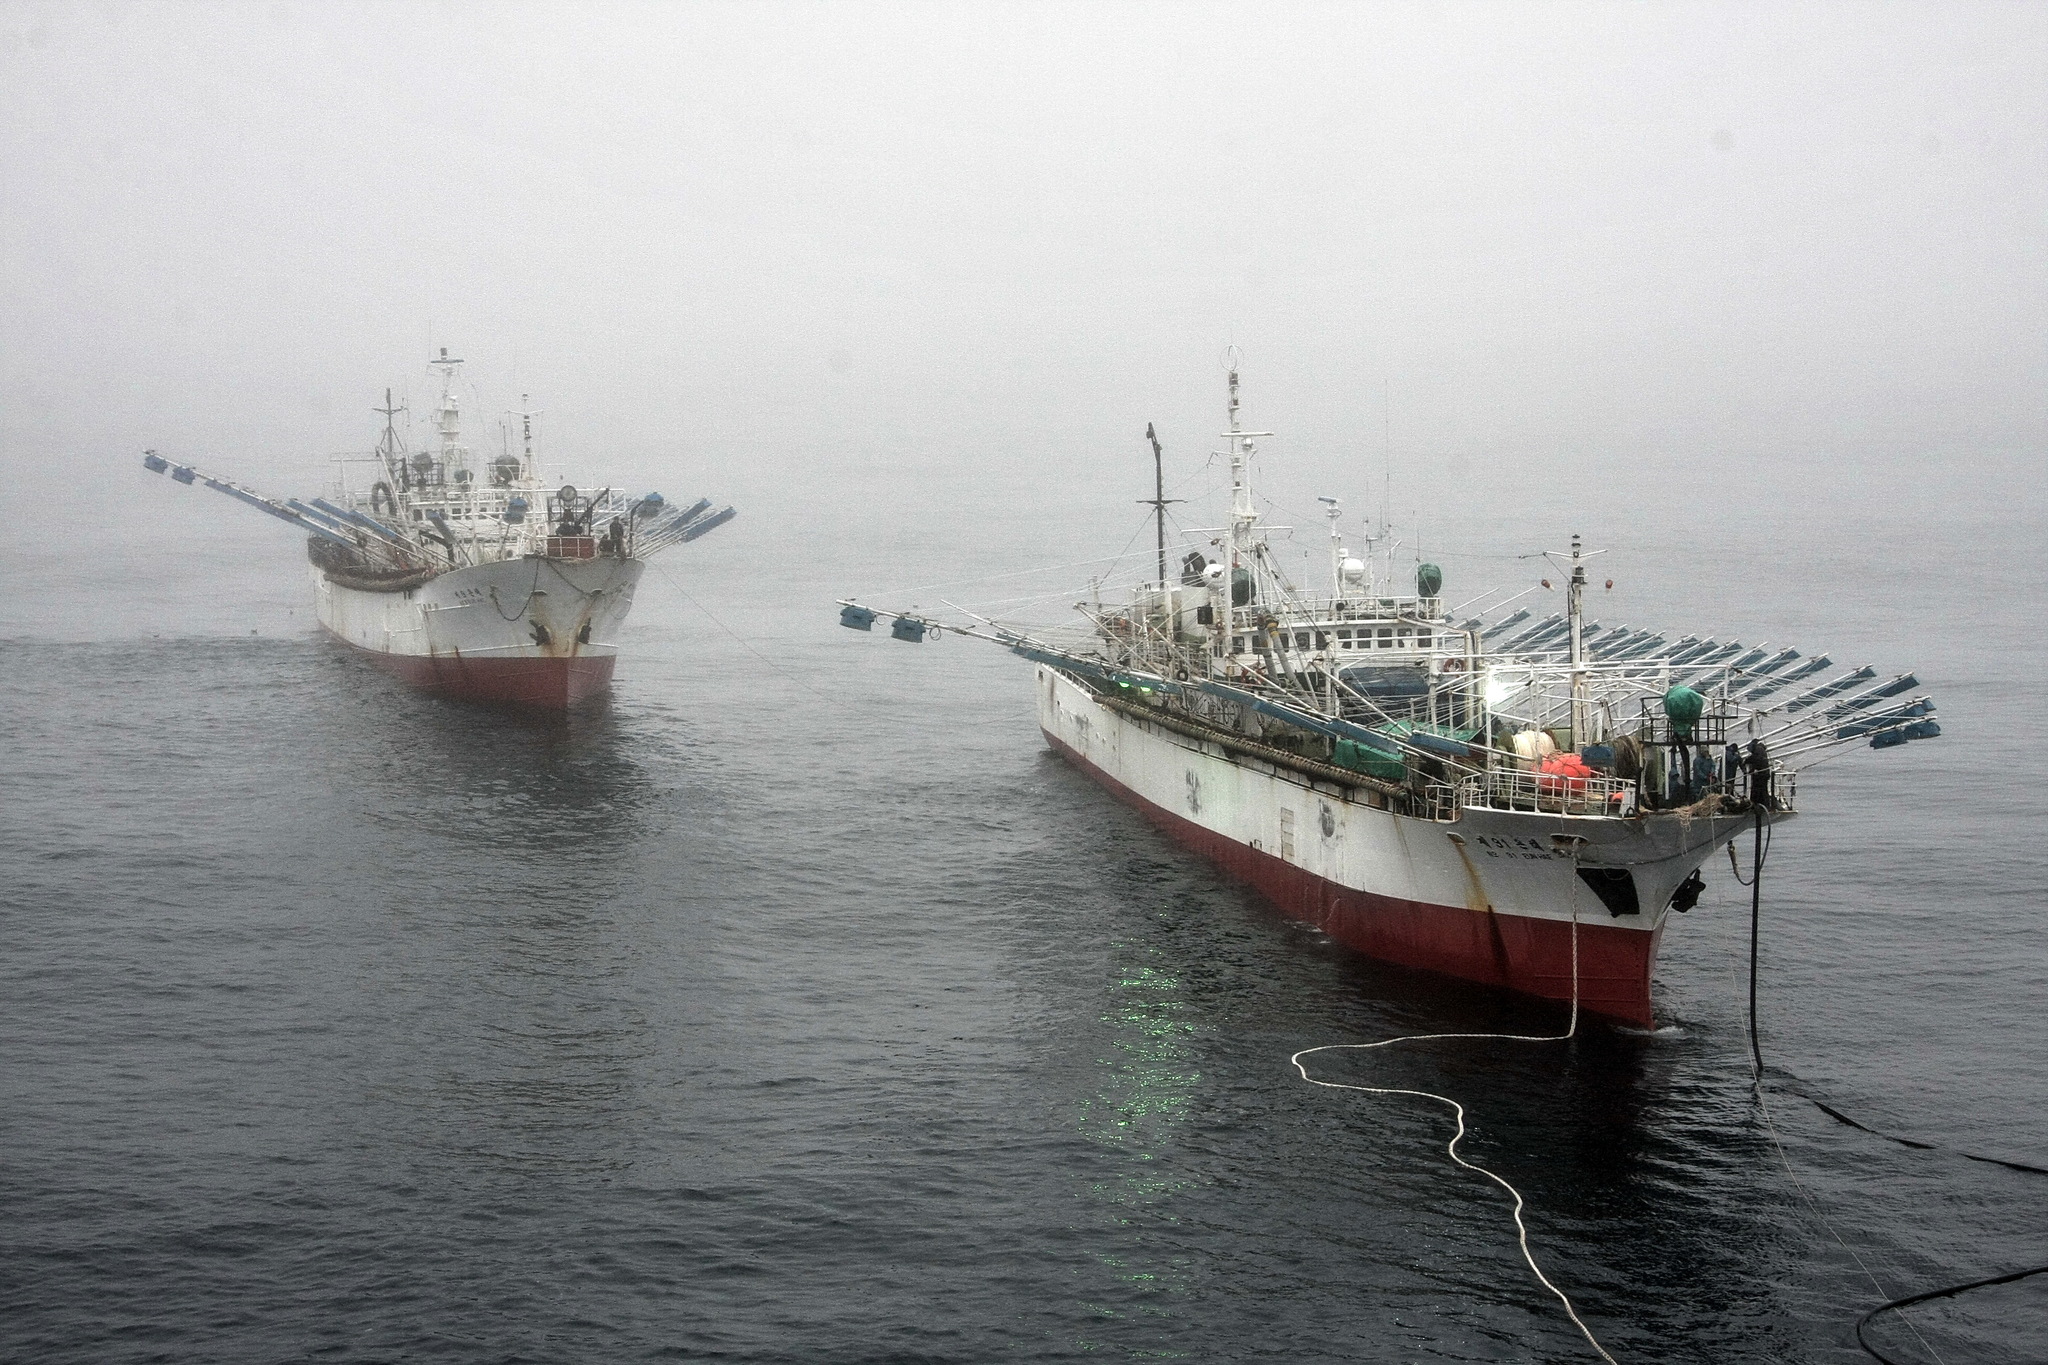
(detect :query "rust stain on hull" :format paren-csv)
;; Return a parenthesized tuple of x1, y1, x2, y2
(1444, 832, 1495, 914)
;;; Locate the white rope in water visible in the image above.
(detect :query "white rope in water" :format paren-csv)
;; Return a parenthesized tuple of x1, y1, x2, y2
(1290, 853, 1620, 1364)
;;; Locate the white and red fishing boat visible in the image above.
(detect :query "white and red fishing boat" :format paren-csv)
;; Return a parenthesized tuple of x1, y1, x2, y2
(843, 363, 1936, 1025)
(143, 351, 734, 708)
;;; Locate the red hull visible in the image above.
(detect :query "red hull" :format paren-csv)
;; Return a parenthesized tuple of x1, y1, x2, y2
(1045, 731, 1658, 1025)
(333, 635, 616, 709)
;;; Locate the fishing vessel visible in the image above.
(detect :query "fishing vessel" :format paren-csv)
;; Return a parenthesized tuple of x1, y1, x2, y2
(841, 365, 1937, 1025)
(142, 351, 735, 708)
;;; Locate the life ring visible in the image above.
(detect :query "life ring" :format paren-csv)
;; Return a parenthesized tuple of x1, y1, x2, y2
(1174, 667, 1190, 682)
(1442, 657, 1468, 672)
(370, 481, 397, 516)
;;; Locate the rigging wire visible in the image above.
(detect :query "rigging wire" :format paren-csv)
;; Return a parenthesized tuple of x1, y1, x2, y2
(648, 563, 841, 705)
(1107, 506, 1158, 571)
(953, 578, 1150, 614)
(864, 520, 1158, 601)
(1291, 853, 1619, 1364)
(1163, 454, 1226, 500)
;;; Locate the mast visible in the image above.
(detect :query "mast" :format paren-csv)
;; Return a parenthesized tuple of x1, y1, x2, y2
(1226, 362, 1250, 522)
(1568, 532, 1588, 744)
(1319, 496, 1343, 597)
(374, 388, 405, 488)
(432, 347, 466, 486)
(1141, 423, 1180, 590)
(1219, 354, 1273, 653)
(521, 394, 533, 479)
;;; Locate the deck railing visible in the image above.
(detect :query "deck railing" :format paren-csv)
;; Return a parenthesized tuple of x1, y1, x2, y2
(1634, 697, 1734, 747)
(1458, 768, 1638, 817)
(1419, 783, 1461, 822)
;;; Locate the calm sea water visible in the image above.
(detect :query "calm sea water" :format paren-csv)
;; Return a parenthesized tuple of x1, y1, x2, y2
(3, 466, 2044, 1363)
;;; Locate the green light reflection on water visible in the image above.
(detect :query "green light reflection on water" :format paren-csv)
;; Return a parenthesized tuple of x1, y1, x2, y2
(1070, 946, 1208, 1348)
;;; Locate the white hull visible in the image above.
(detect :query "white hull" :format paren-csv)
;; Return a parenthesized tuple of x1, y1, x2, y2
(312, 554, 643, 661)
(311, 554, 645, 707)
(1036, 665, 1764, 1021)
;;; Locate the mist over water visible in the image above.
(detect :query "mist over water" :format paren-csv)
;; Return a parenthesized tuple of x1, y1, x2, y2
(5, 490, 2045, 1362)
(4, 3, 2045, 1362)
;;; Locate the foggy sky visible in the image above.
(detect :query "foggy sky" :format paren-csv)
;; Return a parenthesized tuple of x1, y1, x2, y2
(2, 1, 2042, 568)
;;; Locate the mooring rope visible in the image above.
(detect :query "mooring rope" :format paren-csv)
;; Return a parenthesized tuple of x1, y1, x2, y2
(1290, 851, 1619, 1364)
(488, 561, 544, 620)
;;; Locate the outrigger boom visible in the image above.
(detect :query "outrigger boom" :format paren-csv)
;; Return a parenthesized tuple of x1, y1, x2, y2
(140, 355, 737, 708)
(838, 362, 1939, 1024)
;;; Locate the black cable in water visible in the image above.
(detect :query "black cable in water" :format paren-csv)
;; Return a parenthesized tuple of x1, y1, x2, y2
(1855, 1265, 2048, 1365)
(1743, 741, 1772, 1081)
(1791, 1089, 2048, 1177)
(1737, 740, 2048, 1361)
(1725, 801, 2036, 1173)
(1748, 803, 1764, 1080)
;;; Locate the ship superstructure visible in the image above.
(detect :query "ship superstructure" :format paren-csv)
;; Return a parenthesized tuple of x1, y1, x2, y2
(143, 351, 735, 707)
(842, 366, 1938, 1024)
